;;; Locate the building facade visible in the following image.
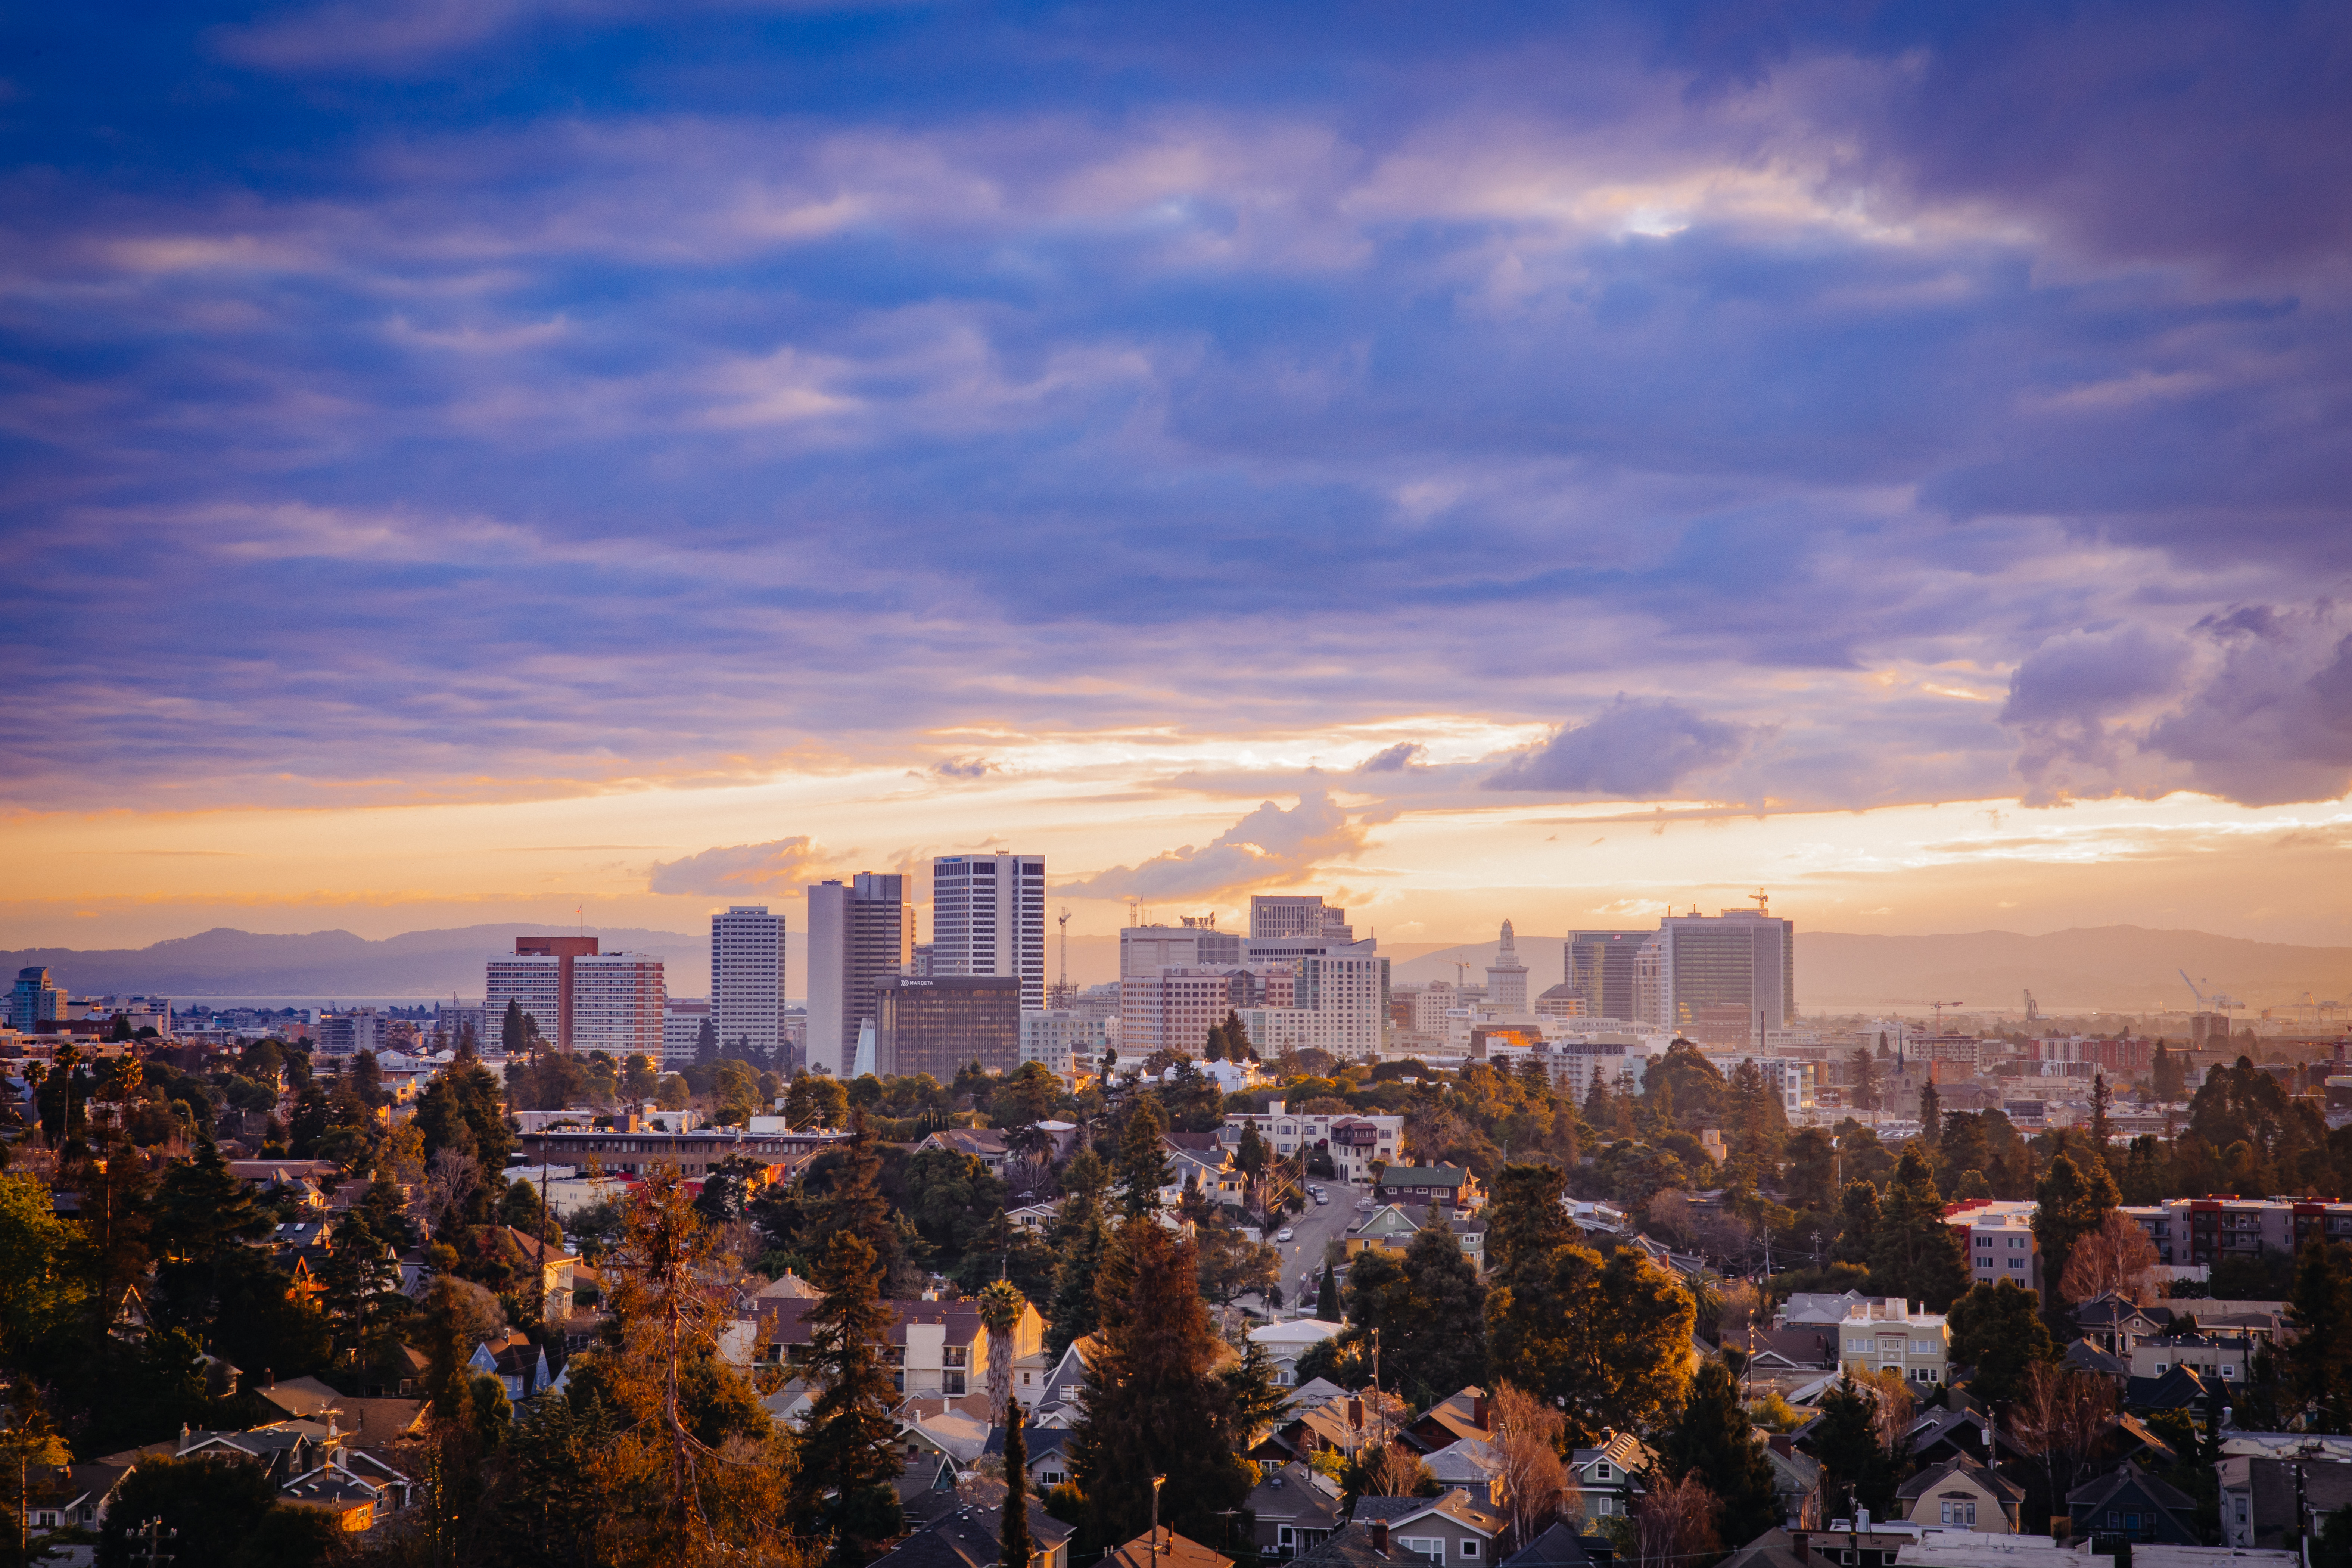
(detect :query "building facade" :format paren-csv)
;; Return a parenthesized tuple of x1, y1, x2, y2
(929, 853, 1048, 1011)
(1484, 921, 1529, 1012)
(1836, 1298, 1950, 1385)
(710, 906, 787, 1064)
(1020, 1008, 1108, 1077)
(662, 999, 711, 1066)
(1564, 931, 1647, 1023)
(8, 968, 64, 1032)
(569, 952, 666, 1058)
(1250, 895, 1352, 941)
(1948, 1199, 2044, 1292)
(1631, 908, 1796, 1042)
(874, 974, 1021, 1079)
(485, 936, 600, 1051)
(805, 874, 914, 1077)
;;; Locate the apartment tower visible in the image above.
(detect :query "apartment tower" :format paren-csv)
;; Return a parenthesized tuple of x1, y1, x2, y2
(929, 853, 1048, 1011)
(805, 874, 914, 1077)
(710, 905, 788, 1064)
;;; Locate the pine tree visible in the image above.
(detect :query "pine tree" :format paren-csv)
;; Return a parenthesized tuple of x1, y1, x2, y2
(1832, 1180, 1880, 1267)
(1486, 1163, 1578, 1283)
(2090, 1074, 2114, 1163)
(808, 1113, 904, 1292)
(1947, 1279, 2054, 1407)
(2287, 1239, 2352, 1434)
(1068, 1214, 1252, 1553)
(1344, 1227, 1488, 1409)
(793, 1231, 905, 1565)
(1002, 1400, 1035, 1568)
(2032, 1150, 2121, 1328)
(1919, 1082, 1942, 1148)
(1117, 1096, 1173, 1219)
(1871, 1146, 1968, 1309)
(501, 998, 530, 1055)
(1812, 1373, 1900, 1520)
(1316, 1263, 1339, 1321)
(1660, 1359, 1779, 1546)
(1046, 1185, 1108, 1360)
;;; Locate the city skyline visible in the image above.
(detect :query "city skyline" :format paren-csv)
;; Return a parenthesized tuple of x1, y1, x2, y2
(5, 4, 2350, 952)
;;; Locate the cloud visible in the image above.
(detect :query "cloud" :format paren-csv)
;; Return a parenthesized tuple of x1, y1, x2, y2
(1060, 790, 1367, 902)
(2002, 625, 2192, 729)
(1357, 742, 1425, 774)
(647, 837, 833, 896)
(934, 757, 992, 780)
(1481, 699, 1750, 797)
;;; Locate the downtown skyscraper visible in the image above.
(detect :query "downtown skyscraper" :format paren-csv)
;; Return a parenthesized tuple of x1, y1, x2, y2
(710, 905, 787, 1065)
(928, 853, 1047, 1011)
(805, 873, 914, 1076)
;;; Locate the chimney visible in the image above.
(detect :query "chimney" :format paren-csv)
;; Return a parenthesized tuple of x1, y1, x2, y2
(1350, 1398, 1364, 1429)
(1371, 1522, 1389, 1553)
(1791, 1532, 1810, 1566)
(1472, 1394, 1489, 1429)
(1768, 1433, 1794, 1458)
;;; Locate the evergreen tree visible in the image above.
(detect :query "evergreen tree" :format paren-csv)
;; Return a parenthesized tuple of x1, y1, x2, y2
(1485, 1163, 1578, 1282)
(1002, 1400, 1035, 1568)
(1046, 1184, 1109, 1360)
(1871, 1145, 1968, 1309)
(1852, 1047, 1880, 1112)
(1316, 1263, 1339, 1321)
(150, 1134, 268, 1340)
(792, 1231, 905, 1565)
(1919, 1082, 1942, 1148)
(2090, 1074, 2114, 1162)
(1068, 1214, 1252, 1554)
(1484, 1238, 1693, 1445)
(806, 1113, 905, 1291)
(2152, 1045, 2186, 1101)
(1660, 1358, 1779, 1547)
(1342, 1227, 1487, 1408)
(1832, 1180, 1880, 1267)
(2287, 1238, 2352, 1434)
(1947, 1279, 2054, 1407)
(501, 998, 531, 1055)
(1117, 1096, 1173, 1219)
(2032, 1150, 2121, 1328)
(1812, 1373, 1900, 1520)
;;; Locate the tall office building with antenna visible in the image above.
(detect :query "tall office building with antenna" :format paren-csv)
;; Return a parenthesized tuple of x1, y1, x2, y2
(929, 852, 1047, 1011)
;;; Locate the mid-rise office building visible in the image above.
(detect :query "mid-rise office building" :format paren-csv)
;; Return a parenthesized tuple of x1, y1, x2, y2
(485, 936, 664, 1055)
(1249, 895, 1352, 941)
(806, 874, 914, 1076)
(433, 1000, 488, 1051)
(1564, 931, 1647, 1022)
(1020, 1008, 1109, 1077)
(874, 975, 1020, 1080)
(663, 999, 711, 1066)
(929, 853, 1048, 1011)
(1631, 906, 1795, 1045)
(8, 968, 64, 1032)
(570, 952, 667, 1058)
(710, 905, 788, 1063)
(314, 1008, 381, 1056)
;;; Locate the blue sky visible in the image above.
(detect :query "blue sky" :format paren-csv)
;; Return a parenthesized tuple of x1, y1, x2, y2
(5, 1, 2351, 946)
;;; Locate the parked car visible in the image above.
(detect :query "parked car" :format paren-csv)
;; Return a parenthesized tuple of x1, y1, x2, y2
(1315, 1193, 1330, 1205)
(1277, 1227, 1295, 1242)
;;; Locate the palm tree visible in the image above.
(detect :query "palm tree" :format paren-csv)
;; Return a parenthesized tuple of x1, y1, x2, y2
(979, 1279, 1027, 1429)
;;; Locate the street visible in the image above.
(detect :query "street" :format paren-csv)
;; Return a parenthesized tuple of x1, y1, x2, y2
(1268, 1177, 1366, 1314)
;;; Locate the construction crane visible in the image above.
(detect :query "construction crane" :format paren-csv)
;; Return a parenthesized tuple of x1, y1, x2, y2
(2179, 969, 2241, 1012)
(1050, 908, 1073, 1009)
(1904, 1001, 1966, 1030)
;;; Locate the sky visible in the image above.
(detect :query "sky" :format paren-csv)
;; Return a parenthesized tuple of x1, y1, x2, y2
(4, 1, 2351, 954)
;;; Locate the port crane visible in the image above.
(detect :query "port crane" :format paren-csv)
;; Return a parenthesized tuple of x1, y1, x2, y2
(2178, 969, 2240, 1012)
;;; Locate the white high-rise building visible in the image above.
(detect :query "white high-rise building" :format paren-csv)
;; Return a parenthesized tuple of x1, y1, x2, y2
(1020, 1009, 1108, 1077)
(710, 905, 788, 1064)
(929, 853, 1047, 1011)
(1630, 905, 1796, 1048)
(806, 874, 913, 1077)
(570, 952, 667, 1058)
(1249, 895, 1353, 941)
(662, 999, 711, 1067)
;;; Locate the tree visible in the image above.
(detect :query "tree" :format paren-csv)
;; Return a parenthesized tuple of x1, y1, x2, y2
(1486, 1163, 1578, 1282)
(1002, 1400, 1035, 1568)
(1833, 1180, 1880, 1267)
(1045, 1182, 1110, 1360)
(1659, 1357, 1778, 1545)
(1067, 1214, 1252, 1555)
(2010, 1362, 2117, 1532)
(1316, 1264, 1340, 1321)
(2033, 1151, 2121, 1328)
(0, 1173, 90, 1359)
(1490, 1383, 1568, 1546)
(802, 1114, 909, 1293)
(1810, 1373, 1901, 1523)
(1871, 1146, 1969, 1309)
(2152, 1045, 2186, 1102)
(1340, 1227, 1488, 1409)
(1947, 1279, 2055, 1408)
(1485, 1239, 1693, 1444)
(903, 1149, 1009, 1259)
(694, 1154, 766, 1227)
(786, 1074, 850, 1132)
(980, 1280, 1027, 1429)
(1220, 1339, 1291, 1453)
(1919, 1081, 1942, 1147)
(2059, 1209, 2162, 1307)
(1630, 1472, 1721, 1568)
(792, 1231, 905, 1564)
(2287, 1239, 2352, 1433)
(1116, 1097, 1173, 1218)
(96, 1456, 280, 1568)
(149, 1136, 269, 1344)
(1851, 1048, 1880, 1113)
(623, 1052, 662, 1102)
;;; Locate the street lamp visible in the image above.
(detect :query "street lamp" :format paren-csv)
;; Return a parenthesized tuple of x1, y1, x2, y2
(1149, 1475, 1167, 1561)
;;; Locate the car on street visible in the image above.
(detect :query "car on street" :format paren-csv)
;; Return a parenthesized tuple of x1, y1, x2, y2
(1314, 1192, 1329, 1204)
(1277, 1227, 1295, 1242)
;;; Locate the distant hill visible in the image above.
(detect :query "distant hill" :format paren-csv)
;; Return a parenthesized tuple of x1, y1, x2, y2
(0, 924, 707, 1001)
(1391, 926, 2352, 1017)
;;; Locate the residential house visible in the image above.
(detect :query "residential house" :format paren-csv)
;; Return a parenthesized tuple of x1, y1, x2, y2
(1249, 1318, 1346, 1387)
(981, 1425, 1075, 1491)
(1027, 1338, 1092, 1427)
(1346, 1205, 1427, 1263)
(757, 1293, 1046, 1400)
(1777, 1292, 1874, 1329)
(1101, 1529, 1233, 1568)
(2129, 1335, 2252, 1387)
(1945, 1201, 2043, 1294)
(1250, 1460, 1346, 1561)
(865, 1497, 1077, 1568)
(1903, 1408, 2024, 1469)
(2125, 1365, 2225, 1417)
(1302, 1521, 1471, 1568)
(1350, 1488, 1511, 1565)
(1763, 1434, 1825, 1529)
(1565, 1432, 1654, 1522)
(896, 1394, 995, 1470)
(918, 1126, 1016, 1176)
(1425, 1440, 1505, 1506)
(2074, 1297, 2173, 1358)
(470, 1332, 554, 1400)
(1264, 1388, 1406, 1466)
(1498, 1522, 1618, 1568)
(1894, 1459, 2025, 1534)
(2219, 1455, 2352, 1550)
(2068, 1463, 2200, 1545)
(1834, 1300, 1950, 1387)
(1406, 1389, 1493, 1454)
(22, 1463, 129, 1567)
(1372, 1167, 1482, 1213)
(1223, 1102, 1407, 1186)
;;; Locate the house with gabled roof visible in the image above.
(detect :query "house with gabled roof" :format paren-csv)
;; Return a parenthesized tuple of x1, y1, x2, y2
(1565, 1432, 1652, 1522)
(1249, 1459, 1345, 1561)
(2068, 1462, 2199, 1545)
(1406, 1388, 1493, 1454)
(1895, 1457, 2026, 1533)
(1350, 1487, 1512, 1565)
